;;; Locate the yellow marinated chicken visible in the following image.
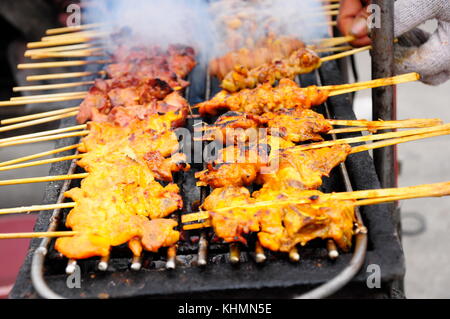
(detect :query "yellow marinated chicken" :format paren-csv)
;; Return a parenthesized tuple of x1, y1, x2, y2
(200, 186, 356, 252)
(197, 79, 329, 116)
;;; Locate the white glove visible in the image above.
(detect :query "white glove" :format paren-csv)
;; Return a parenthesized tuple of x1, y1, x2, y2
(394, 0, 450, 85)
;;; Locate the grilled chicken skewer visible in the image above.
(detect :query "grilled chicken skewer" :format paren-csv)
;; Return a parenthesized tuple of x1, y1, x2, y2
(179, 181, 450, 255)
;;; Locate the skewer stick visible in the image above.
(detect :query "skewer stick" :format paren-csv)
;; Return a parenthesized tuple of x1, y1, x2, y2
(45, 23, 104, 35)
(0, 130, 88, 148)
(131, 255, 143, 271)
(1, 107, 80, 125)
(18, 59, 111, 70)
(315, 35, 355, 48)
(0, 173, 88, 186)
(0, 154, 83, 172)
(182, 181, 450, 231)
(65, 259, 78, 275)
(0, 95, 85, 106)
(255, 240, 267, 263)
(229, 243, 241, 264)
(327, 118, 442, 128)
(0, 111, 78, 133)
(0, 124, 85, 143)
(10, 91, 87, 101)
(350, 130, 450, 154)
(0, 144, 80, 168)
(27, 37, 100, 49)
(292, 123, 450, 152)
(41, 31, 108, 42)
(320, 3, 341, 10)
(320, 45, 371, 62)
(13, 81, 94, 92)
(166, 245, 177, 270)
(289, 247, 300, 262)
(30, 49, 105, 59)
(197, 118, 442, 134)
(25, 43, 96, 57)
(314, 45, 353, 53)
(0, 231, 77, 240)
(326, 240, 339, 259)
(0, 202, 76, 215)
(197, 232, 208, 267)
(328, 73, 420, 96)
(27, 71, 105, 81)
(98, 255, 110, 271)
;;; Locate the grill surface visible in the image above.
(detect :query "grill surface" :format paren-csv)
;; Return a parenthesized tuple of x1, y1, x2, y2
(9, 57, 405, 299)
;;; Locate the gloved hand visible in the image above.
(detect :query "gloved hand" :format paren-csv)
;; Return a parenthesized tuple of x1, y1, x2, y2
(337, 0, 450, 86)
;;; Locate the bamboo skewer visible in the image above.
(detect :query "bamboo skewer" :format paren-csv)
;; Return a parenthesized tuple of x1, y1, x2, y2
(30, 49, 105, 59)
(197, 118, 441, 134)
(0, 95, 85, 107)
(27, 37, 102, 49)
(0, 124, 86, 144)
(349, 130, 450, 154)
(291, 123, 450, 152)
(10, 91, 87, 101)
(25, 43, 97, 57)
(181, 181, 450, 228)
(191, 73, 420, 110)
(18, 59, 111, 70)
(45, 23, 104, 35)
(0, 173, 88, 187)
(0, 111, 79, 133)
(1, 107, 80, 125)
(0, 144, 80, 168)
(0, 231, 77, 240)
(315, 35, 355, 48)
(41, 31, 109, 42)
(0, 130, 88, 148)
(27, 71, 105, 81)
(13, 81, 94, 92)
(1, 181, 448, 236)
(321, 45, 371, 62)
(0, 155, 83, 172)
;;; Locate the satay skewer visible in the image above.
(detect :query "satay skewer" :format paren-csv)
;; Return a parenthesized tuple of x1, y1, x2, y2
(0, 155, 83, 172)
(25, 43, 97, 57)
(0, 111, 79, 133)
(29, 49, 105, 59)
(2, 122, 447, 173)
(13, 81, 95, 92)
(18, 59, 111, 70)
(27, 71, 106, 81)
(0, 144, 80, 168)
(1, 107, 80, 125)
(0, 173, 88, 187)
(0, 95, 85, 107)
(10, 91, 87, 101)
(45, 23, 104, 35)
(181, 181, 450, 230)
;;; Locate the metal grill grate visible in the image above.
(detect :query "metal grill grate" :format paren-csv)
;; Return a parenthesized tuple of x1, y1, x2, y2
(9, 54, 405, 299)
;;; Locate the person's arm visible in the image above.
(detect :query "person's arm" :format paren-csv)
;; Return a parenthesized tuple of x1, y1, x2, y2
(337, 0, 450, 85)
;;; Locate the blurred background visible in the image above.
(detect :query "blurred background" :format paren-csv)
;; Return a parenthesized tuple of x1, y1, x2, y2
(0, 1, 449, 298)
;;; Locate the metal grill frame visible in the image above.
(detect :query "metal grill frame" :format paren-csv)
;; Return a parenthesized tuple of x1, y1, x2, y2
(8, 55, 405, 298)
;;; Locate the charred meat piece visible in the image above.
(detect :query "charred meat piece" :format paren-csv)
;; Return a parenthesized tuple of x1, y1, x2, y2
(197, 79, 329, 116)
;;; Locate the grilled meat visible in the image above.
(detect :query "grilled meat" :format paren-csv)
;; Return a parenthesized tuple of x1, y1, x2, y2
(221, 48, 321, 92)
(197, 79, 329, 116)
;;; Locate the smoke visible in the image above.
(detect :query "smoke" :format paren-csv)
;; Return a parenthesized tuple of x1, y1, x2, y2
(82, 0, 329, 65)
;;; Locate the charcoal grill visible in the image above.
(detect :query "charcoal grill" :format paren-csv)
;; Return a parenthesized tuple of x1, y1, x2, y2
(8, 61, 404, 299)
(9, 1, 404, 299)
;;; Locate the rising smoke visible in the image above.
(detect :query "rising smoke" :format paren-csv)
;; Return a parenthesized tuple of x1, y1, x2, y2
(82, 0, 329, 66)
